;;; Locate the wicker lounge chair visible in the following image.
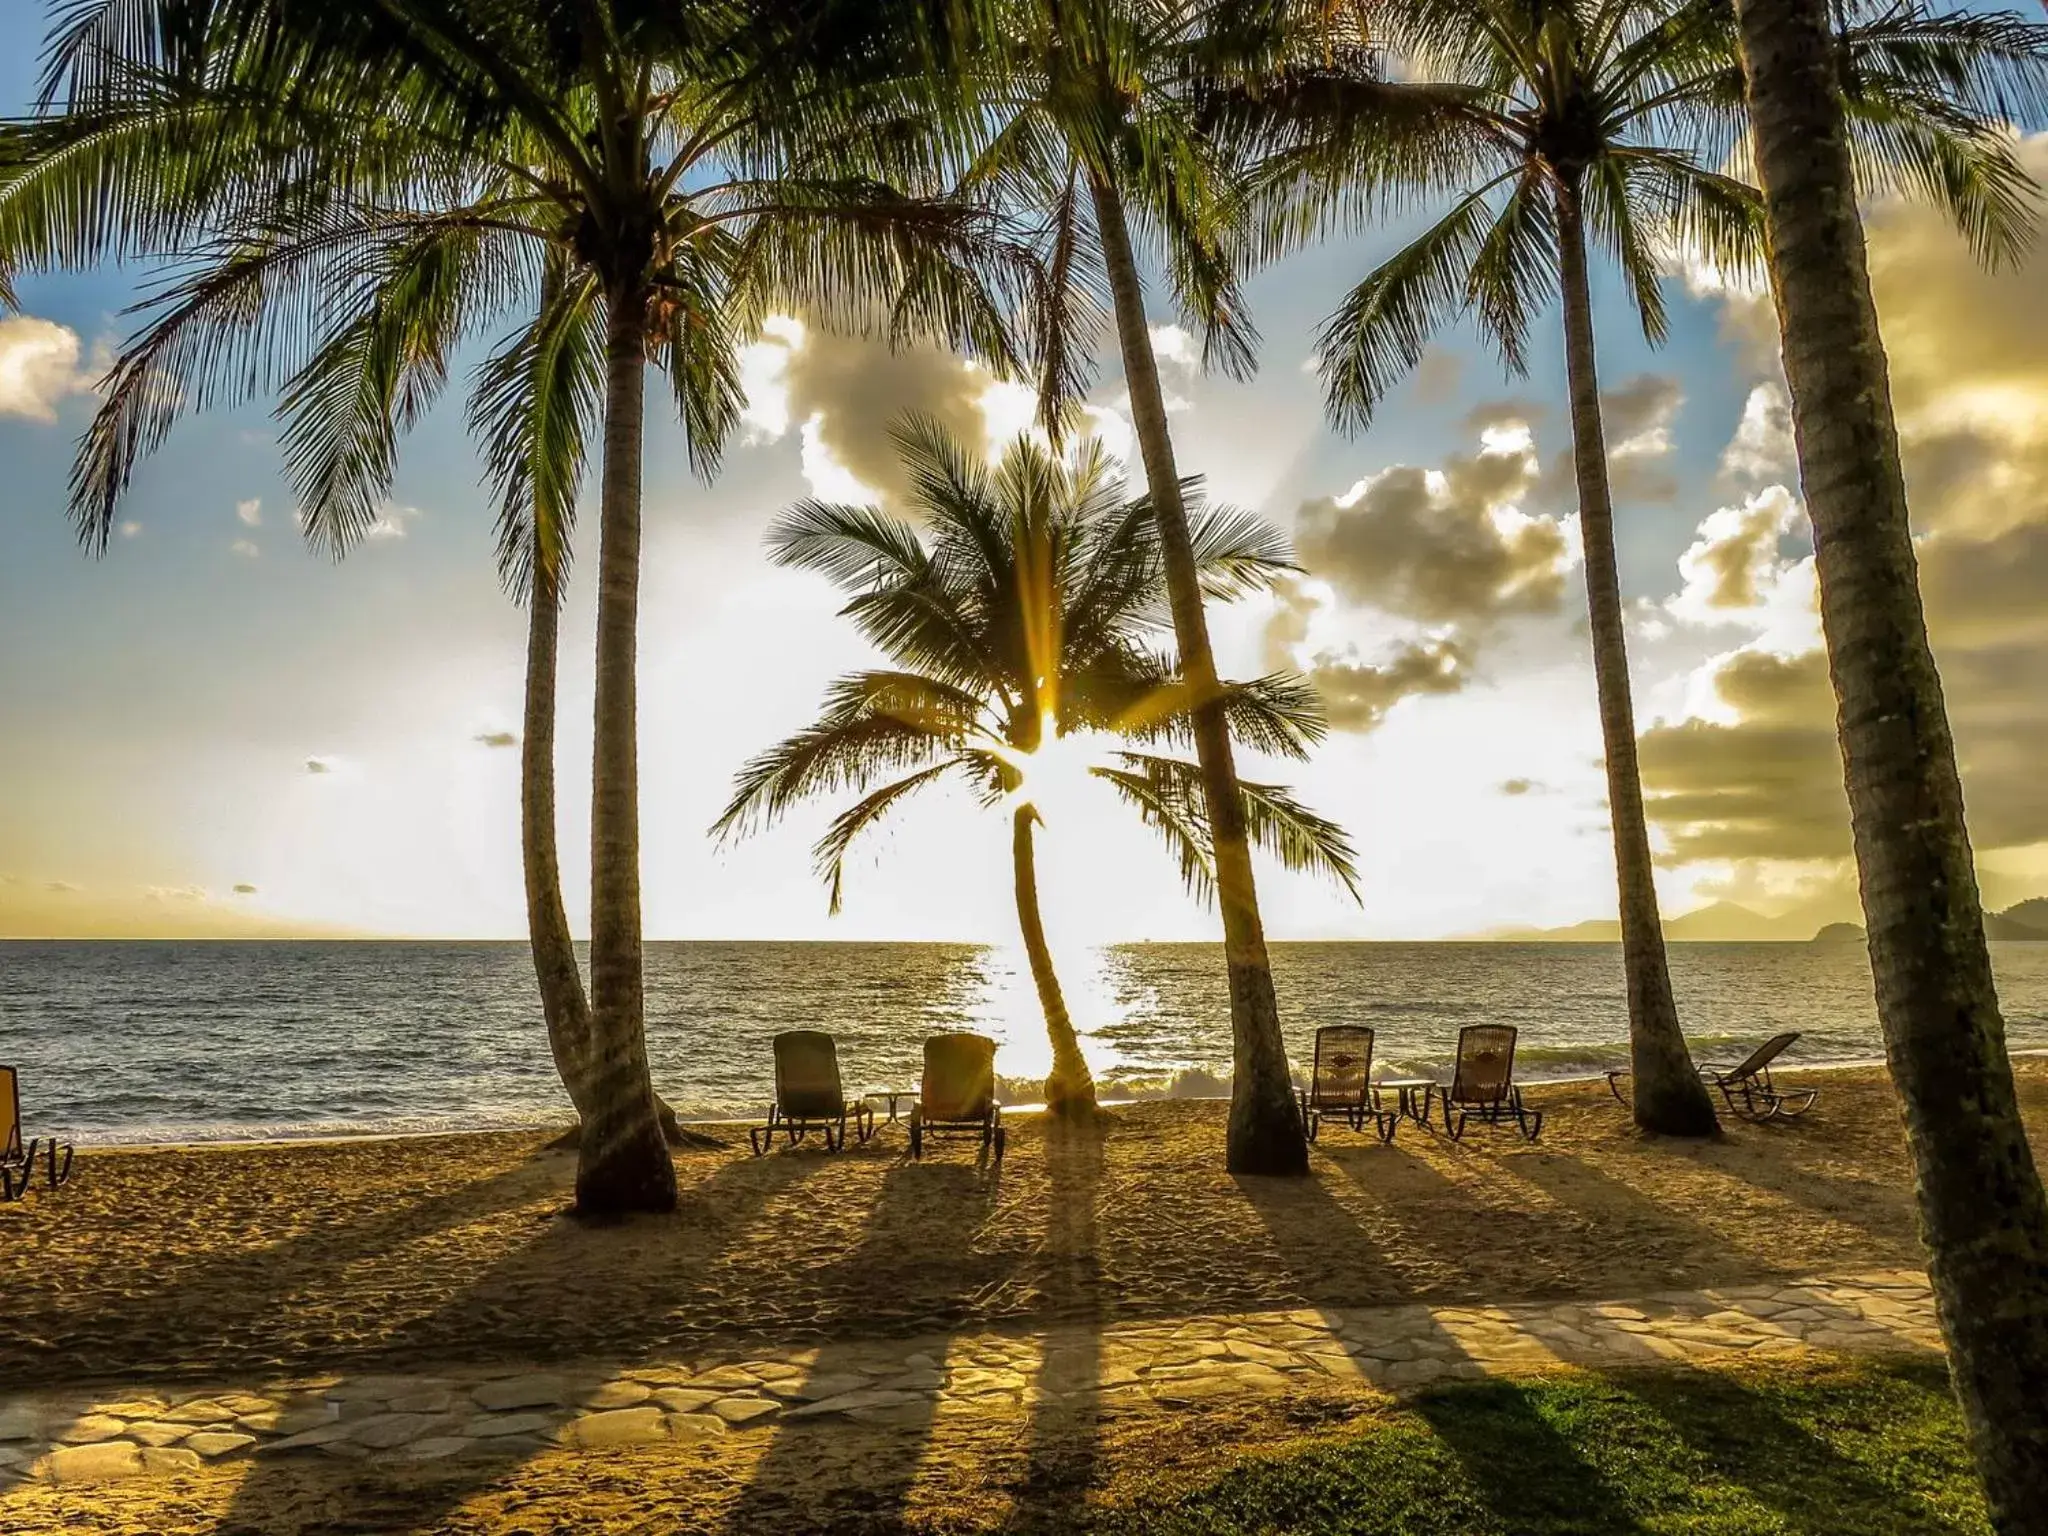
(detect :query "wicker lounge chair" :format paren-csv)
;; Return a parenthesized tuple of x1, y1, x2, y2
(1298, 1025, 1397, 1143)
(749, 1031, 875, 1156)
(909, 1033, 1005, 1163)
(1438, 1025, 1542, 1141)
(1700, 1032, 1817, 1121)
(1, 1065, 74, 1202)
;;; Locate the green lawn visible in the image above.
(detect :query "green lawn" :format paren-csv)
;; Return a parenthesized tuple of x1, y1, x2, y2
(1089, 1357, 1986, 1534)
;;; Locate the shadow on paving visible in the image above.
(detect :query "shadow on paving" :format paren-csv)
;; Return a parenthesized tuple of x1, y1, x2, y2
(718, 1147, 1003, 1535)
(1006, 1117, 1107, 1531)
(209, 1150, 828, 1536)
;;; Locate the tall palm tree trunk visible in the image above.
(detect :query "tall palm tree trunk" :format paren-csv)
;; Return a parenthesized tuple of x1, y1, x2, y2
(1089, 175, 1307, 1176)
(1555, 178, 1718, 1138)
(577, 281, 677, 1215)
(524, 563, 598, 1124)
(1734, 0, 2048, 1518)
(1013, 805, 1097, 1116)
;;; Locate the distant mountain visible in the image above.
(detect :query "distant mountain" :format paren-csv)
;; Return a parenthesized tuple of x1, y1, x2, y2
(1476, 896, 2048, 944)
(1484, 902, 1790, 942)
(1988, 901, 2048, 941)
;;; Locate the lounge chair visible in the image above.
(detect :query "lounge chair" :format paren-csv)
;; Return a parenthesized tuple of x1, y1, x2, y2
(1438, 1025, 1542, 1141)
(1700, 1032, 1817, 1121)
(1298, 1025, 1397, 1143)
(1, 1066, 74, 1202)
(749, 1031, 875, 1156)
(909, 1033, 1005, 1163)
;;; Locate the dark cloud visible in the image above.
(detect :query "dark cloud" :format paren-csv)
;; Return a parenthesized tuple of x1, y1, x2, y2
(233, 883, 258, 895)
(1602, 374, 1684, 451)
(45, 880, 78, 894)
(1293, 452, 1568, 624)
(473, 730, 519, 749)
(1262, 580, 1474, 733)
(304, 757, 333, 775)
(781, 333, 986, 506)
(1499, 778, 1546, 796)
(1302, 638, 1472, 732)
(1526, 374, 1684, 508)
(1463, 397, 1546, 433)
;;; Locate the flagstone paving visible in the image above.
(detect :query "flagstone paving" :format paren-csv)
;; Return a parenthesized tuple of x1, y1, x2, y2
(0, 1268, 1942, 1488)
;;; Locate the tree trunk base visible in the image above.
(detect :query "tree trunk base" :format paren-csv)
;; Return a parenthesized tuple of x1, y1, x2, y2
(551, 1104, 726, 1153)
(1227, 1102, 1311, 1176)
(574, 1109, 678, 1216)
(1043, 1065, 1100, 1121)
(655, 1098, 726, 1150)
(1633, 1079, 1722, 1138)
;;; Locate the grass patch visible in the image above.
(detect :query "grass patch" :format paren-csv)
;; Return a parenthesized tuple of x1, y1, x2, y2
(1081, 1356, 1985, 1535)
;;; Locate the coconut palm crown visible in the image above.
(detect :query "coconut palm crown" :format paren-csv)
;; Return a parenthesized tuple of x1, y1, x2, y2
(714, 417, 1359, 1116)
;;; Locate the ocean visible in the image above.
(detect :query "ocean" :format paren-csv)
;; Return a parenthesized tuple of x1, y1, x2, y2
(5, 939, 2047, 1144)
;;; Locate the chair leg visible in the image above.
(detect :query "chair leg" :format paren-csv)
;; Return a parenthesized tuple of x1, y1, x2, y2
(0, 1161, 20, 1202)
(1376, 1111, 1398, 1145)
(992, 1124, 1007, 1163)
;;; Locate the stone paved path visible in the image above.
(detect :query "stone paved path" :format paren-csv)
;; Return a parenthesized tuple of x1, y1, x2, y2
(0, 1269, 1941, 1489)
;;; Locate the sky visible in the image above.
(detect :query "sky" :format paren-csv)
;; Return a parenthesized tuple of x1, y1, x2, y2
(4, 12, 2047, 943)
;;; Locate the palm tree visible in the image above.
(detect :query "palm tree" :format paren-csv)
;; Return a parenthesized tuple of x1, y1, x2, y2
(1733, 0, 2048, 1520)
(1229, 0, 2048, 1136)
(715, 418, 1359, 1117)
(957, 0, 1312, 1173)
(14, 0, 1031, 1211)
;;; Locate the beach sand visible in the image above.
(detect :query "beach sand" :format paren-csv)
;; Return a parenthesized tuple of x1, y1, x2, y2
(7, 1061, 2022, 1391)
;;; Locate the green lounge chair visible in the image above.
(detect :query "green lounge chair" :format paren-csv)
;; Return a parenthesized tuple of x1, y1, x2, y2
(1701, 1032, 1817, 1121)
(749, 1031, 875, 1156)
(1, 1065, 74, 1202)
(909, 1033, 1005, 1163)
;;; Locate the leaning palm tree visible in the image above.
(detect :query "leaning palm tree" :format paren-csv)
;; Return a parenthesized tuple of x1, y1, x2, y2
(1733, 0, 2048, 1520)
(16, 0, 1030, 1211)
(1231, 0, 2048, 1136)
(956, 0, 1312, 1172)
(715, 418, 1359, 1117)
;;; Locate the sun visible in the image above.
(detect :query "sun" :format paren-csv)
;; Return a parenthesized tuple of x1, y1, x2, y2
(1002, 722, 1112, 823)
(1003, 729, 1114, 823)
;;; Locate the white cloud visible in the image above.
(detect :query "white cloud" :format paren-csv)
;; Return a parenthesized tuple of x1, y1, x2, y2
(236, 497, 263, 527)
(230, 539, 260, 559)
(1720, 382, 1796, 484)
(144, 884, 209, 902)
(119, 521, 142, 539)
(364, 505, 421, 541)
(0, 316, 100, 421)
(1149, 323, 1198, 380)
